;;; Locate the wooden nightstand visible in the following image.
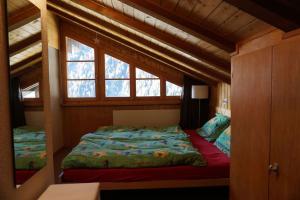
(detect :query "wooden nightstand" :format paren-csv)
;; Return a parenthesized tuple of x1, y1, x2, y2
(38, 183, 100, 200)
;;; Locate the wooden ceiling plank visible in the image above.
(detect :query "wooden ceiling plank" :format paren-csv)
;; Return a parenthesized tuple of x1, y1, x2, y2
(9, 32, 41, 57)
(8, 4, 40, 31)
(10, 52, 42, 71)
(118, 0, 235, 52)
(223, 0, 300, 32)
(47, 2, 221, 85)
(71, 0, 231, 73)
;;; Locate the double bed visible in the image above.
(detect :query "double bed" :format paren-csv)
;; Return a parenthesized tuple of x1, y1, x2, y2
(61, 126, 229, 190)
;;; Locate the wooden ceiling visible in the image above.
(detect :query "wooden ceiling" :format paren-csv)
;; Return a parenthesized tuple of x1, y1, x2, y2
(46, 0, 297, 84)
(7, 0, 42, 75)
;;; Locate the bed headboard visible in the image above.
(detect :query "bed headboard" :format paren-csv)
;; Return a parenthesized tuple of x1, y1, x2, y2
(113, 109, 180, 127)
(216, 107, 231, 118)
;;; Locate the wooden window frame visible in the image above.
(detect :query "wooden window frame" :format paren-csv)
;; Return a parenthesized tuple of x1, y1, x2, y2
(165, 80, 183, 98)
(135, 67, 162, 99)
(103, 52, 133, 100)
(62, 33, 99, 103)
(22, 80, 43, 107)
(60, 23, 181, 106)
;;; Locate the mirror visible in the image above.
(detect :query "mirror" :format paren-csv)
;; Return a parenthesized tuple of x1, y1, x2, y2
(6, 0, 46, 187)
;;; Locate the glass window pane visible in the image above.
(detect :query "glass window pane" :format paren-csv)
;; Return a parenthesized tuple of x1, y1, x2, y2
(22, 83, 39, 99)
(105, 54, 129, 79)
(136, 68, 158, 78)
(67, 62, 95, 79)
(67, 80, 95, 98)
(166, 81, 182, 96)
(136, 80, 160, 97)
(66, 37, 95, 61)
(105, 80, 130, 97)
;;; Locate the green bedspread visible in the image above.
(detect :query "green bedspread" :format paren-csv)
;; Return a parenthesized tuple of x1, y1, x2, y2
(62, 126, 206, 169)
(13, 126, 47, 170)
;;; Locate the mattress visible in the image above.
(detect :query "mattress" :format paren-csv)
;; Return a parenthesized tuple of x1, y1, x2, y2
(62, 130, 230, 182)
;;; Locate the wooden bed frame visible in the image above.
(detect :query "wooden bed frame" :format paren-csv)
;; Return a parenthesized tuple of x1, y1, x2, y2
(99, 178, 229, 190)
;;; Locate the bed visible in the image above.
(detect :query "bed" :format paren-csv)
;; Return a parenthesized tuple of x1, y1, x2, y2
(13, 126, 47, 184)
(61, 126, 229, 190)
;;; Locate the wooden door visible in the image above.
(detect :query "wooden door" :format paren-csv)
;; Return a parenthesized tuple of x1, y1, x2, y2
(269, 36, 300, 200)
(230, 47, 272, 200)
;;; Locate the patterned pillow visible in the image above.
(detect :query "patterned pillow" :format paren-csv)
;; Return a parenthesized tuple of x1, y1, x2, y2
(214, 126, 231, 156)
(196, 113, 230, 142)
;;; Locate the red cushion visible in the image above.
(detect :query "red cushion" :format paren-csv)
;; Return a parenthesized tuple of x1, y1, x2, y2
(62, 130, 230, 182)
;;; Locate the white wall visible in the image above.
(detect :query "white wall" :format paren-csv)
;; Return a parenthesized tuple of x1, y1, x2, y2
(113, 109, 180, 127)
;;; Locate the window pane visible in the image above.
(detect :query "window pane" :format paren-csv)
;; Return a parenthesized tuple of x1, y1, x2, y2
(105, 80, 130, 97)
(105, 54, 129, 79)
(67, 80, 95, 98)
(66, 37, 94, 61)
(136, 68, 158, 78)
(22, 83, 39, 99)
(67, 62, 95, 79)
(166, 81, 182, 96)
(136, 80, 160, 97)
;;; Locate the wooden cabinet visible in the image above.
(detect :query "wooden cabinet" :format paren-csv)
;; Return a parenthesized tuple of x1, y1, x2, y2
(231, 36, 300, 200)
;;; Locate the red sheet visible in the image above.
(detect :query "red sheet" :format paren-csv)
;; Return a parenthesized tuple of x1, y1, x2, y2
(62, 130, 230, 183)
(16, 170, 37, 184)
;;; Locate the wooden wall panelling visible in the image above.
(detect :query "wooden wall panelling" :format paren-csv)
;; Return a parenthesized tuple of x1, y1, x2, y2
(63, 104, 180, 147)
(269, 35, 300, 200)
(230, 47, 272, 200)
(47, 12, 59, 49)
(237, 29, 283, 56)
(210, 82, 231, 117)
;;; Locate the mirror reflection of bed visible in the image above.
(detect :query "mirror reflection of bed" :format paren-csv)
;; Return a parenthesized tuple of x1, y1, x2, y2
(6, 0, 47, 187)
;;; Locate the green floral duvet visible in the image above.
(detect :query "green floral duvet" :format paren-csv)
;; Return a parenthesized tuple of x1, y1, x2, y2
(13, 126, 47, 170)
(62, 126, 206, 169)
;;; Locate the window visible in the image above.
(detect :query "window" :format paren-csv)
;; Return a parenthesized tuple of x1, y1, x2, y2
(105, 54, 130, 97)
(136, 68, 160, 97)
(166, 81, 182, 97)
(22, 82, 40, 99)
(66, 37, 96, 98)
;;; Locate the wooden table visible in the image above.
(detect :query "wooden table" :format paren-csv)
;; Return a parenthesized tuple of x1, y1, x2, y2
(38, 183, 100, 200)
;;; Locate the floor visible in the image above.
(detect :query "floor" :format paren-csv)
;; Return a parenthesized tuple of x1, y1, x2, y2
(54, 148, 229, 200)
(101, 187, 229, 200)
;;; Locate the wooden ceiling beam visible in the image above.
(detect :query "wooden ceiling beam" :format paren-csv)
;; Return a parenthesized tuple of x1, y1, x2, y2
(9, 32, 41, 57)
(10, 52, 42, 72)
(11, 61, 42, 78)
(223, 0, 300, 32)
(70, 0, 231, 73)
(8, 4, 40, 31)
(47, 2, 219, 85)
(119, 0, 236, 52)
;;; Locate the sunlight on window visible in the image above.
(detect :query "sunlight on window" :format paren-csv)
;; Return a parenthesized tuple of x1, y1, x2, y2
(22, 82, 39, 99)
(66, 37, 96, 98)
(136, 68, 160, 97)
(105, 54, 130, 97)
(166, 81, 182, 96)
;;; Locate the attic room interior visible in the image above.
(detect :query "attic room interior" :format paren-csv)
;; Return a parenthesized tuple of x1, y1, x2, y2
(0, 0, 300, 199)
